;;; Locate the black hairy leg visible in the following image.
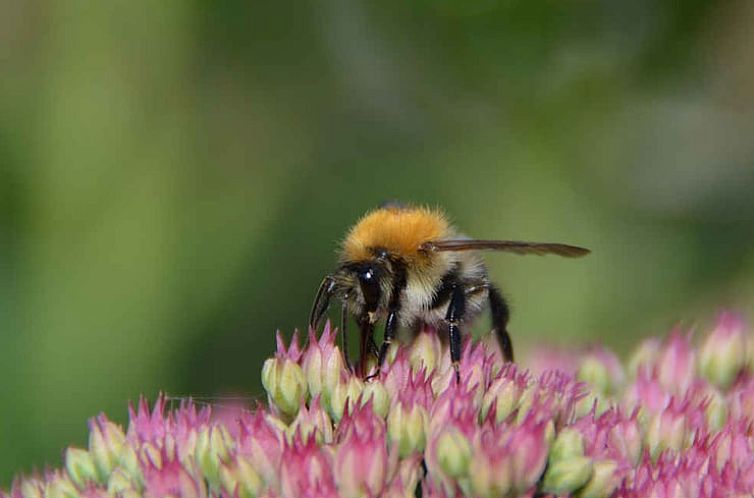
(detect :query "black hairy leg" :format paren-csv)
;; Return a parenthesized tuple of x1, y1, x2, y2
(371, 260, 407, 379)
(340, 300, 352, 372)
(309, 275, 335, 331)
(445, 285, 466, 384)
(488, 284, 514, 362)
(357, 314, 375, 378)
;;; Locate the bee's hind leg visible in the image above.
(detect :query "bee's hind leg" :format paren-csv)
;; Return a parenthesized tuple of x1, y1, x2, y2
(488, 284, 514, 362)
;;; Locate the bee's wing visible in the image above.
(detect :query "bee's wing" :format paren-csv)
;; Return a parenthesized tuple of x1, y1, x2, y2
(420, 239, 590, 257)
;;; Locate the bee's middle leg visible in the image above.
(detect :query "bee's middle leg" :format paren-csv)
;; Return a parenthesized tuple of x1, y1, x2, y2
(445, 285, 467, 384)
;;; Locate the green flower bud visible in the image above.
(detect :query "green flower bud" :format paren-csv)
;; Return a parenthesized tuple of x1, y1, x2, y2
(480, 376, 523, 424)
(64, 448, 98, 488)
(117, 444, 143, 486)
(515, 386, 536, 424)
(436, 428, 472, 479)
(18, 479, 44, 498)
(195, 425, 234, 488)
(88, 416, 127, 481)
(577, 349, 623, 396)
(361, 382, 390, 419)
(550, 428, 586, 461)
(388, 403, 428, 457)
(107, 468, 138, 495)
(409, 329, 442, 374)
(574, 459, 620, 498)
(706, 389, 728, 431)
(468, 453, 512, 498)
(627, 338, 661, 378)
(699, 313, 749, 390)
(261, 357, 307, 418)
(219, 457, 265, 498)
(542, 456, 594, 494)
(328, 376, 364, 422)
(44, 474, 80, 498)
(575, 393, 612, 419)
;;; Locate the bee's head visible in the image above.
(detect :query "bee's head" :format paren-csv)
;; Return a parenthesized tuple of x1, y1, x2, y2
(309, 249, 400, 331)
(335, 256, 393, 321)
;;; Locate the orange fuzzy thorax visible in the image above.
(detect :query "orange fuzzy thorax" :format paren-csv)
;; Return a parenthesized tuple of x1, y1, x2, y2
(340, 206, 450, 262)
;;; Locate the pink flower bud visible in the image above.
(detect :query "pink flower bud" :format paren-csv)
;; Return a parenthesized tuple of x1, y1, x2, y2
(645, 397, 694, 458)
(480, 364, 528, 424)
(517, 371, 584, 427)
(606, 411, 643, 466)
(380, 349, 413, 398)
(140, 444, 206, 498)
(334, 429, 390, 498)
(469, 415, 549, 496)
(508, 416, 550, 489)
(457, 340, 492, 393)
(728, 377, 754, 421)
(237, 410, 286, 485)
(712, 419, 754, 473)
(286, 396, 334, 444)
(383, 454, 422, 498)
(623, 370, 670, 414)
(335, 401, 386, 443)
(279, 435, 337, 498)
(657, 329, 696, 394)
(302, 322, 347, 404)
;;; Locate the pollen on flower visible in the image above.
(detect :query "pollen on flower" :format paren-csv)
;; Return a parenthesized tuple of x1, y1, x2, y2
(4, 315, 754, 498)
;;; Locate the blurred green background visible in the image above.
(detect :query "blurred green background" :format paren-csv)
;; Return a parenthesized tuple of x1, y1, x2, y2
(2, 0, 754, 484)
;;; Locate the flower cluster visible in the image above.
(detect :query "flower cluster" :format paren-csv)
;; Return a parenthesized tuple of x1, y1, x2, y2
(5, 312, 754, 498)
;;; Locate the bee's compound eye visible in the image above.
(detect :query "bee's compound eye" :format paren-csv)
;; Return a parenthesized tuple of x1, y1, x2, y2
(358, 267, 380, 311)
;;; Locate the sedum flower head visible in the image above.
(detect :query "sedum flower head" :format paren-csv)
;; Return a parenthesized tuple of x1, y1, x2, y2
(7, 314, 754, 498)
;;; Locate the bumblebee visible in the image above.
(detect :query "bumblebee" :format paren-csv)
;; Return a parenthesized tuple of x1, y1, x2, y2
(309, 202, 590, 380)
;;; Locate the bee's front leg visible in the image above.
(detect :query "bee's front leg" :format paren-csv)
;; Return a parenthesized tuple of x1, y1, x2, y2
(340, 300, 352, 372)
(357, 314, 375, 378)
(309, 275, 336, 331)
